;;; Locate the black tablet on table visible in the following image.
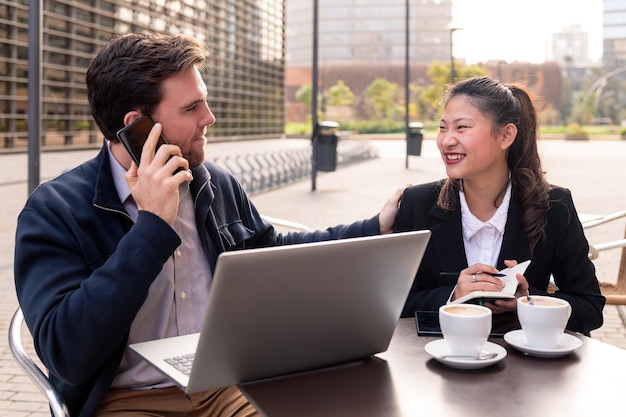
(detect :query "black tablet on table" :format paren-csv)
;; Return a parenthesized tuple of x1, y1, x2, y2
(415, 310, 521, 338)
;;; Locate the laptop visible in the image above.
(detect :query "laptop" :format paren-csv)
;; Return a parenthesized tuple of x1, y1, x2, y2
(130, 230, 431, 393)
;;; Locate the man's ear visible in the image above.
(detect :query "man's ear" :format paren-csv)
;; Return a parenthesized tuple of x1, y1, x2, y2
(500, 123, 517, 150)
(122, 110, 143, 127)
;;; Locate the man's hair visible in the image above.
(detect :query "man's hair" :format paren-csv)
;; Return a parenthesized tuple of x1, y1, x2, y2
(86, 32, 207, 142)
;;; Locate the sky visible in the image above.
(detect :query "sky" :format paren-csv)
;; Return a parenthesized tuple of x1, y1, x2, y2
(451, 0, 603, 64)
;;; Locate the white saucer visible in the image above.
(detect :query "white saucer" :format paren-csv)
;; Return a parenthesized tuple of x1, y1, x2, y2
(503, 329, 582, 358)
(424, 339, 507, 369)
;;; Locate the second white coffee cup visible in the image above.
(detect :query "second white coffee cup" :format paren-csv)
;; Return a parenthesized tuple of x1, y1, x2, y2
(439, 304, 492, 357)
(517, 295, 572, 349)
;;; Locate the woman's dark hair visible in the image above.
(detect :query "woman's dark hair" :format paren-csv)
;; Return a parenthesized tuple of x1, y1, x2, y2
(437, 76, 551, 252)
(86, 32, 207, 142)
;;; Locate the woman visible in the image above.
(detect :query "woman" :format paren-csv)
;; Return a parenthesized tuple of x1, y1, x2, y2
(395, 76, 604, 335)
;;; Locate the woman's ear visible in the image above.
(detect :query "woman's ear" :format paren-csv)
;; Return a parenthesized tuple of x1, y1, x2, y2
(500, 123, 517, 150)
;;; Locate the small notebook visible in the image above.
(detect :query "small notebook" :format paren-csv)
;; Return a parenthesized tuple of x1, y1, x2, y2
(450, 260, 531, 305)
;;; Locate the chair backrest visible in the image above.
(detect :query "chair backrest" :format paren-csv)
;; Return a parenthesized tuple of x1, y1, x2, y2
(8, 307, 70, 417)
(596, 222, 626, 305)
(580, 210, 626, 305)
(618, 223, 626, 279)
(616, 225, 626, 297)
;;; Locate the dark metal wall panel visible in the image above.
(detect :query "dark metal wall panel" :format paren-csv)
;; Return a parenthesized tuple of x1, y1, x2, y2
(0, 0, 285, 148)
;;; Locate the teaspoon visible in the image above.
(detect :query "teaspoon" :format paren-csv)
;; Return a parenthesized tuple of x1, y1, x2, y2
(440, 352, 498, 361)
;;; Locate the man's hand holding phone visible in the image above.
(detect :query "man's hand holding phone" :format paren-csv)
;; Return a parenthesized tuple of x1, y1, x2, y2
(123, 119, 192, 226)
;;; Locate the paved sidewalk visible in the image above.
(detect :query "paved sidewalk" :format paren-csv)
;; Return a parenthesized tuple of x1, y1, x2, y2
(1, 137, 625, 416)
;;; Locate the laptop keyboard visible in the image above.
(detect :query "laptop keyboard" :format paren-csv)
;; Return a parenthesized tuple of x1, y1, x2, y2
(164, 353, 195, 376)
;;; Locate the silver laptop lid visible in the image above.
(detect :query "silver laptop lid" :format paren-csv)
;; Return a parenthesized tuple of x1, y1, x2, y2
(186, 230, 430, 392)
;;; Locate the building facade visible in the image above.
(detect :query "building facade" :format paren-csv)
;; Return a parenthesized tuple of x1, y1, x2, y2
(0, 0, 285, 148)
(285, 0, 453, 122)
(287, 0, 453, 67)
(603, 0, 626, 70)
(552, 25, 591, 68)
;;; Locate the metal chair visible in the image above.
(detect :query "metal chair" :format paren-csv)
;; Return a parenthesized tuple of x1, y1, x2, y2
(8, 307, 70, 417)
(581, 210, 626, 305)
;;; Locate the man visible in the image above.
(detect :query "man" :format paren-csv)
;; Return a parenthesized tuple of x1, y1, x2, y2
(14, 32, 402, 417)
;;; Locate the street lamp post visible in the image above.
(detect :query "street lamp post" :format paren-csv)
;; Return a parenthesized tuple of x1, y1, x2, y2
(28, 0, 42, 194)
(449, 27, 462, 84)
(405, 0, 410, 169)
(311, 0, 319, 191)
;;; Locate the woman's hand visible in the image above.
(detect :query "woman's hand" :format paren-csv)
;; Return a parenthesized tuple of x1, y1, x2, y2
(451, 263, 504, 301)
(486, 259, 530, 314)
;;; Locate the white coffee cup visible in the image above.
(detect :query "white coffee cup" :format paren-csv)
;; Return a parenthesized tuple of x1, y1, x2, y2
(517, 296, 572, 349)
(439, 304, 492, 357)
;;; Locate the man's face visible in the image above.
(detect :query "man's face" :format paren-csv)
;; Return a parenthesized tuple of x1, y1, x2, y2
(151, 66, 215, 168)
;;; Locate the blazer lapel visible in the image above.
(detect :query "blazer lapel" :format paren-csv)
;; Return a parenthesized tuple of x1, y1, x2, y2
(498, 189, 531, 268)
(428, 198, 468, 274)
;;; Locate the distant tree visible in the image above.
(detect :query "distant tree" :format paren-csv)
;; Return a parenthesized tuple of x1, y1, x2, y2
(572, 68, 602, 125)
(574, 93, 595, 125)
(295, 84, 312, 107)
(559, 75, 574, 124)
(420, 61, 487, 121)
(538, 104, 560, 126)
(595, 75, 626, 125)
(327, 80, 355, 107)
(364, 78, 401, 121)
(296, 84, 324, 120)
(410, 83, 428, 121)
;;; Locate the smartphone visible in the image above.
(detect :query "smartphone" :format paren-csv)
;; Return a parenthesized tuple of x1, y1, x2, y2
(115, 115, 167, 166)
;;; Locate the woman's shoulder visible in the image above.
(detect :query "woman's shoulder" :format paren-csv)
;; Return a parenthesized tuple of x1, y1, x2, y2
(400, 180, 446, 211)
(546, 185, 579, 226)
(548, 185, 574, 205)
(405, 180, 445, 196)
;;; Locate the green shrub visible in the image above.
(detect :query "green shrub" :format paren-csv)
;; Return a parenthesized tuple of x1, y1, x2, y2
(564, 123, 589, 141)
(339, 120, 405, 134)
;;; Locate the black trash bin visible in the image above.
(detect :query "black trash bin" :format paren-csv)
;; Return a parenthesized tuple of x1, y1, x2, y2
(315, 121, 339, 172)
(407, 122, 424, 156)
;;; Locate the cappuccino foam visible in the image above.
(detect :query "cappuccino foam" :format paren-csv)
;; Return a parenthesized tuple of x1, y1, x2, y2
(522, 297, 563, 307)
(443, 306, 486, 316)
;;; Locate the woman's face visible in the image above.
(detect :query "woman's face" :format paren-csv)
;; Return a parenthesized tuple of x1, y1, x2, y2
(436, 95, 512, 183)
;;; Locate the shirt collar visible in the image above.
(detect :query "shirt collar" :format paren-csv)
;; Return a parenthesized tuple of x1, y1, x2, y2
(460, 181, 512, 241)
(107, 140, 132, 205)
